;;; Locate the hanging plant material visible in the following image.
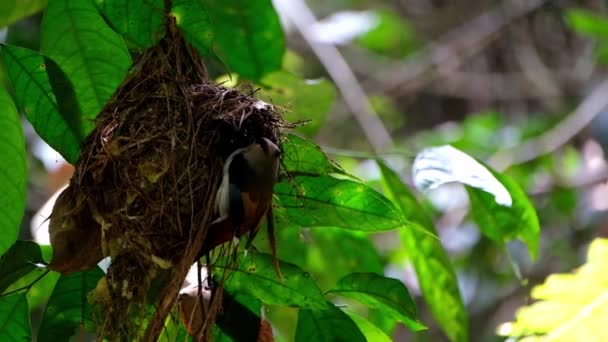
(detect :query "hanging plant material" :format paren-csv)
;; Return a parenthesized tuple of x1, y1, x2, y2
(47, 13, 286, 341)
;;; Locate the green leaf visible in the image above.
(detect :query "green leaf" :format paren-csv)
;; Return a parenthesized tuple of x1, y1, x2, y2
(219, 252, 327, 310)
(566, 9, 608, 39)
(466, 169, 540, 258)
(207, 0, 284, 80)
(357, 9, 417, 58)
(347, 313, 392, 342)
(0, 0, 47, 28)
(378, 161, 468, 342)
(305, 228, 383, 289)
(1, 44, 83, 163)
(0, 87, 26, 256)
(327, 272, 424, 331)
(274, 175, 404, 231)
(258, 72, 336, 135)
(12, 270, 60, 311)
(95, 0, 165, 49)
(296, 303, 366, 342)
(502, 238, 608, 341)
(41, 0, 131, 127)
(37, 267, 105, 341)
(176, 0, 284, 80)
(281, 134, 344, 176)
(171, 0, 213, 55)
(159, 312, 190, 342)
(0, 243, 59, 310)
(0, 241, 44, 293)
(0, 294, 30, 341)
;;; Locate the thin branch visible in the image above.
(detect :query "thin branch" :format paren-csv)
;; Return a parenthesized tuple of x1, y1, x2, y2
(362, 0, 549, 95)
(510, 22, 562, 104)
(488, 78, 608, 171)
(272, 0, 393, 153)
(425, 70, 576, 100)
(529, 165, 608, 196)
(346, 45, 588, 101)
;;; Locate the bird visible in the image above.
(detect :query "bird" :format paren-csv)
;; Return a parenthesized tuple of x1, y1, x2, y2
(199, 137, 283, 280)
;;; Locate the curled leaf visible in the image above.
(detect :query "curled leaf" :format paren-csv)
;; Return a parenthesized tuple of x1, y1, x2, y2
(412, 145, 512, 206)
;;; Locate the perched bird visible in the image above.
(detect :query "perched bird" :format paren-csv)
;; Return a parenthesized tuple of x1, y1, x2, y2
(200, 137, 283, 279)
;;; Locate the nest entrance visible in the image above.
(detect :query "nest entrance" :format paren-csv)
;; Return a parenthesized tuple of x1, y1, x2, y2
(48, 20, 285, 341)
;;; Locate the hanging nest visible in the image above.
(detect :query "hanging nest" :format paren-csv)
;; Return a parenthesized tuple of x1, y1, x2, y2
(47, 18, 286, 341)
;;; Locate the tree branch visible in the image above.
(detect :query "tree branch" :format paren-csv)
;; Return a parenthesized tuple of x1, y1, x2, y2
(488, 78, 608, 171)
(362, 0, 550, 96)
(273, 0, 393, 153)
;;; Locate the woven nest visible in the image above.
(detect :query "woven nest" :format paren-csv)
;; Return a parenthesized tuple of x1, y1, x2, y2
(48, 22, 286, 340)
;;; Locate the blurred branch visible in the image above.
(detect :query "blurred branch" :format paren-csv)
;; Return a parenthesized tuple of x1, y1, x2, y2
(510, 21, 562, 108)
(348, 46, 589, 101)
(362, 0, 549, 95)
(272, 0, 393, 153)
(530, 165, 608, 196)
(426, 70, 577, 100)
(488, 78, 608, 171)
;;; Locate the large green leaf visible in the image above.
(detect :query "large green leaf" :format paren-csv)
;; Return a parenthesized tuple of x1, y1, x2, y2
(274, 175, 404, 231)
(0, 0, 47, 28)
(258, 72, 336, 135)
(95, 0, 165, 49)
(8, 270, 60, 311)
(502, 238, 608, 341)
(206, 0, 284, 80)
(171, 0, 213, 55)
(281, 134, 344, 176)
(37, 267, 105, 341)
(269, 221, 383, 291)
(0, 87, 26, 256)
(175, 0, 284, 80)
(347, 313, 392, 342)
(305, 228, 383, 289)
(466, 169, 540, 258)
(327, 272, 424, 331)
(40, 0, 131, 125)
(1, 44, 83, 163)
(0, 241, 44, 293)
(296, 303, 366, 342)
(1, 244, 60, 310)
(0, 294, 30, 340)
(378, 161, 468, 342)
(219, 253, 327, 310)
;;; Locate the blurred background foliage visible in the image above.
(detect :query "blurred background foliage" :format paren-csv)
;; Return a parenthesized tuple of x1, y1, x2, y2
(3, 0, 608, 341)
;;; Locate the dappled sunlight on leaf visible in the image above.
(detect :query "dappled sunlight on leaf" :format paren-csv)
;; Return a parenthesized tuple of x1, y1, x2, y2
(275, 175, 404, 232)
(327, 272, 424, 331)
(501, 239, 608, 341)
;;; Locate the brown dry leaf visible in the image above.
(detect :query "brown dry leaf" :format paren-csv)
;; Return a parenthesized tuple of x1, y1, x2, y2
(48, 188, 103, 274)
